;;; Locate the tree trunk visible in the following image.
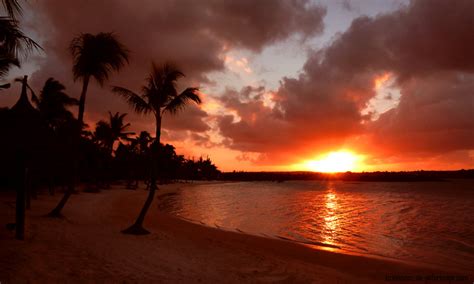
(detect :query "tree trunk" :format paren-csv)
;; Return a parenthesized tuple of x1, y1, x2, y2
(47, 181, 73, 217)
(77, 76, 90, 125)
(155, 115, 161, 143)
(48, 76, 89, 217)
(25, 173, 30, 210)
(122, 115, 162, 235)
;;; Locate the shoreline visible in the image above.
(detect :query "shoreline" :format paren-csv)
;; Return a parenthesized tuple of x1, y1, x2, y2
(1, 183, 471, 283)
(158, 182, 470, 274)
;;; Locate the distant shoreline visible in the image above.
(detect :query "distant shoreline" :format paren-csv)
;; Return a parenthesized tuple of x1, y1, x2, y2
(219, 169, 474, 182)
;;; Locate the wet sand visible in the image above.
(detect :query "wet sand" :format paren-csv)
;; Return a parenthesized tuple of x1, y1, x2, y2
(0, 183, 469, 283)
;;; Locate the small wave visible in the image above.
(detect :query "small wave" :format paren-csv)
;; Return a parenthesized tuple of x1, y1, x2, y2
(276, 235, 341, 249)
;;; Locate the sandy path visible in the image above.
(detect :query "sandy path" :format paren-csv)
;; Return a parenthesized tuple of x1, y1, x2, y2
(0, 184, 469, 283)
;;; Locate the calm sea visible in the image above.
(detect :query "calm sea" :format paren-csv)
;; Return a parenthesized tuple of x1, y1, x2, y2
(158, 180, 474, 272)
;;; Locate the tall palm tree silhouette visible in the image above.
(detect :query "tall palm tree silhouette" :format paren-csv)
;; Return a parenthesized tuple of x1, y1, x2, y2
(94, 112, 133, 155)
(113, 62, 201, 234)
(48, 33, 129, 217)
(69, 32, 129, 125)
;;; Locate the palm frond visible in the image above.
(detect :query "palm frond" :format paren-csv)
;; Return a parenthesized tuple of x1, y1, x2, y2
(70, 32, 129, 84)
(155, 62, 184, 85)
(112, 86, 152, 115)
(118, 112, 128, 122)
(0, 53, 18, 78)
(2, 0, 22, 19)
(41, 78, 78, 106)
(163, 87, 201, 115)
(0, 17, 42, 58)
(122, 122, 131, 130)
(0, 82, 10, 89)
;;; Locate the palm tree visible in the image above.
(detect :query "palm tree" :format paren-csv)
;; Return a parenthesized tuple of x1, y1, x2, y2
(133, 131, 153, 156)
(0, 0, 40, 81)
(91, 112, 132, 191)
(0, 17, 40, 80)
(69, 32, 129, 125)
(94, 112, 133, 155)
(113, 62, 201, 234)
(115, 131, 153, 190)
(48, 32, 128, 217)
(33, 78, 78, 130)
(30, 78, 77, 196)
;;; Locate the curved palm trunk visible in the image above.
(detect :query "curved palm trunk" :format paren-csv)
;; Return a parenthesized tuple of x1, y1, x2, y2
(122, 115, 161, 235)
(48, 76, 89, 217)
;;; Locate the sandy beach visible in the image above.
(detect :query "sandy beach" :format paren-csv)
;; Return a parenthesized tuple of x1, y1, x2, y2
(0, 183, 470, 283)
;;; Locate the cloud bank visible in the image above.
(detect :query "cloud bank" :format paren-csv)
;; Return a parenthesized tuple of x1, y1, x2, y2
(217, 0, 474, 168)
(26, 0, 326, 135)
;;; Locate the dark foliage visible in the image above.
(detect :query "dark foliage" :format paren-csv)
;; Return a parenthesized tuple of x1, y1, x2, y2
(0, 78, 220, 192)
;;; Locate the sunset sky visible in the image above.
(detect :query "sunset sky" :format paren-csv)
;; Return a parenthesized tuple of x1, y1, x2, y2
(1, 0, 473, 172)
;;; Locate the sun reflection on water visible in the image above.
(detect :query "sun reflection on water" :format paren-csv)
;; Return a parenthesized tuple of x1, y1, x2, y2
(161, 181, 474, 271)
(322, 188, 339, 248)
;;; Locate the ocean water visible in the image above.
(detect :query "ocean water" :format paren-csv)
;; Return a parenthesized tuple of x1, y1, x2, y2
(158, 180, 474, 272)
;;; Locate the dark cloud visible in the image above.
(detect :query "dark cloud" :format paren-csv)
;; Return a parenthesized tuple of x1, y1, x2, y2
(367, 73, 474, 155)
(190, 132, 218, 148)
(217, 0, 474, 167)
(322, 0, 474, 80)
(24, 0, 326, 136)
(163, 105, 209, 132)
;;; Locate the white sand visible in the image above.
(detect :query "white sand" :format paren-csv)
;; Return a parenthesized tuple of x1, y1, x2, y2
(0, 183, 464, 283)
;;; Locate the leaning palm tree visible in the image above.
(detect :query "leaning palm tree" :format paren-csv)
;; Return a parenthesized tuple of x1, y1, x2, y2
(113, 62, 201, 234)
(48, 32, 128, 217)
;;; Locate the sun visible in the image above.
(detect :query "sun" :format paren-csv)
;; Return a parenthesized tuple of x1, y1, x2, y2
(303, 151, 359, 173)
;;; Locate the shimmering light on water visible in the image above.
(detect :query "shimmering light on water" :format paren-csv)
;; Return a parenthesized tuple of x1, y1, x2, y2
(158, 180, 474, 272)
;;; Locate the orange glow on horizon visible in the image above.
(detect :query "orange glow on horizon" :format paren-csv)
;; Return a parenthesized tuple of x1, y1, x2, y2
(292, 150, 365, 173)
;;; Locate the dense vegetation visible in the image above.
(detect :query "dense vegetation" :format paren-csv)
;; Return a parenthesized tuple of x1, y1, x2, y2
(0, 79, 220, 191)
